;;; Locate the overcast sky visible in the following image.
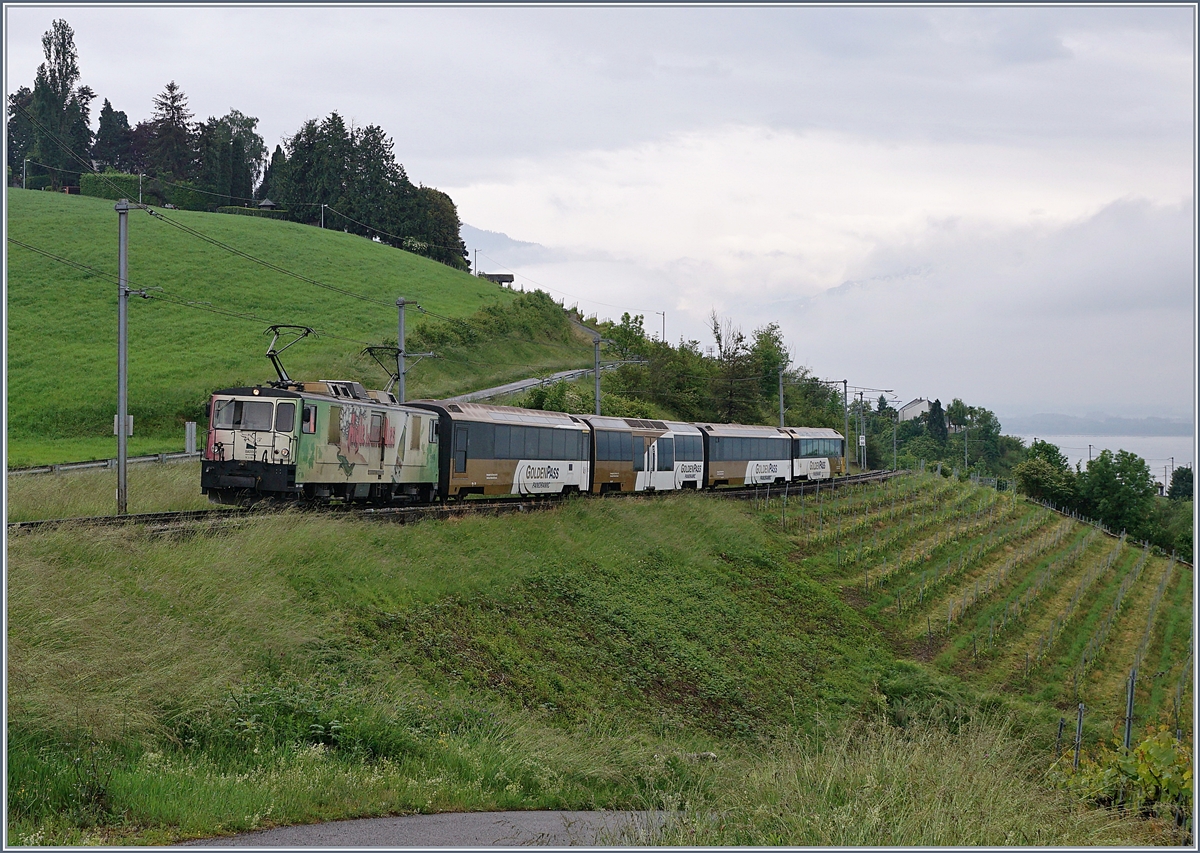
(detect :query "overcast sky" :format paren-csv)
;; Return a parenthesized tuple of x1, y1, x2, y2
(5, 5, 1196, 421)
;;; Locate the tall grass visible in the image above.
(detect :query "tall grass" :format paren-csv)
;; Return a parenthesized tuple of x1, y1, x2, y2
(6, 461, 209, 521)
(652, 714, 1159, 846)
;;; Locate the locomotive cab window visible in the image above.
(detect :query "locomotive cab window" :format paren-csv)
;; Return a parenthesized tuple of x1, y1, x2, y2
(301, 406, 316, 434)
(213, 399, 274, 432)
(275, 402, 296, 433)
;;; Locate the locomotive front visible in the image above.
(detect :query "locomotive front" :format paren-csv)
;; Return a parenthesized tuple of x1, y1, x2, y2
(201, 386, 302, 503)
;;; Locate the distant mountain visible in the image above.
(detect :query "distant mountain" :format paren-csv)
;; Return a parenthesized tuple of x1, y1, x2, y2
(461, 224, 554, 270)
(1001, 413, 1194, 437)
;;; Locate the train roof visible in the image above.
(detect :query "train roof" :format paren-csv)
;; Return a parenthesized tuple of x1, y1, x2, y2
(694, 422, 790, 438)
(781, 427, 845, 439)
(212, 382, 409, 408)
(583, 416, 702, 436)
(409, 400, 589, 429)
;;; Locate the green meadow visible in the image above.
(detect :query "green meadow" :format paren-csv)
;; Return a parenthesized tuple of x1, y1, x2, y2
(6, 189, 590, 466)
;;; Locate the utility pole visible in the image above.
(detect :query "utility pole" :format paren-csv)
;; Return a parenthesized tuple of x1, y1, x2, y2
(594, 339, 602, 416)
(321, 204, 326, 229)
(843, 380, 849, 477)
(655, 311, 665, 342)
(138, 173, 143, 205)
(115, 199, 131, 515)
(396, 298, 407, 403)
(778, 366, 785, 428)
(893, 411, 898, 470)
(964, 418, 969, 471)
(23, 158, 28, 189)
(474, 248, 478, 276)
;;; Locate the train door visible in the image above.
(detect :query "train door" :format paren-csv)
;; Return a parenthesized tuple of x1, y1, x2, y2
(633, 436, 649, 491)
(366, 412, 384, 475)
(272, 400, 297, 466)
(452, 424, 469, 482)
(654, 436, 675, 490)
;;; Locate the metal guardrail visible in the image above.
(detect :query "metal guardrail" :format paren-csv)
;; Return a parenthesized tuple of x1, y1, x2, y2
(7, 451, 201, 477)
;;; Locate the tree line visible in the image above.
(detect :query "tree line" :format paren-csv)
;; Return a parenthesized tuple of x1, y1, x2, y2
(7, 18, 468, 270)
(523, 310, 847, 431)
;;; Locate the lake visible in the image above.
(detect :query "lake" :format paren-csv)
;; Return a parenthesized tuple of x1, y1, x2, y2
(1012, 434, 1195, 489)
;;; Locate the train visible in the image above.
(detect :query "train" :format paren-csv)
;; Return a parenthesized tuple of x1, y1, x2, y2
(200, 378, 846, 506)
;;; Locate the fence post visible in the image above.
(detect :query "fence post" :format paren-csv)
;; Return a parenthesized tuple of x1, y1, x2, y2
(185, 421, 197, 454)
(1074, 703, 1085, 770)
(1056, 717, 1066, 756)
(1124, 668, 1137, 751)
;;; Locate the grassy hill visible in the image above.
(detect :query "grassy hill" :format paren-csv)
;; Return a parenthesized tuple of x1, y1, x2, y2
(6, 189, 591, 466)
(5, 470, 1191, 844)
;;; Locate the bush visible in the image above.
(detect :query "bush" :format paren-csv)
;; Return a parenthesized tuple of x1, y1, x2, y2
(1053, 726, 1192, 838)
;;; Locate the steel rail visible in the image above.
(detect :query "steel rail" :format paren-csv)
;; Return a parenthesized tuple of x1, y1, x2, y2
(7, 470, 903, 534)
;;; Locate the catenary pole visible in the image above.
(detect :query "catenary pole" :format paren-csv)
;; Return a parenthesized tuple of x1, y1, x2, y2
(116, 199, 130, 515)
(594, 339, 602, 415)
(396, 298, 407, 403)
(843, 380, 849, 476)
(778, 366, 785, 427)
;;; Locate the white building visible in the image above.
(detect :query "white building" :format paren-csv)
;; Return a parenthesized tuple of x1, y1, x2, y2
(899, 398, 931, 423)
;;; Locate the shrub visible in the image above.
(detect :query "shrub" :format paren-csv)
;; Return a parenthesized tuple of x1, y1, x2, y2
(1053, 725, 1193, 835)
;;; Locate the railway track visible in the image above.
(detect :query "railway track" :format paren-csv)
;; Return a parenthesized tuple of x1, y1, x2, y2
(6, 470, 901, 535)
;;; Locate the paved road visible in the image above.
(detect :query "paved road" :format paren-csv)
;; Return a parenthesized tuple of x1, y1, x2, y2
(181, 810, 669, 847)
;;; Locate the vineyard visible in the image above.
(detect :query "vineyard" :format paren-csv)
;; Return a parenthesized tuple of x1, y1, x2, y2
(753, 471, 1193, 751)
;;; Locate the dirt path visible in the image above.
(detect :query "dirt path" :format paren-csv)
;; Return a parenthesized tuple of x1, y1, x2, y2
(180, 810, 670, 847)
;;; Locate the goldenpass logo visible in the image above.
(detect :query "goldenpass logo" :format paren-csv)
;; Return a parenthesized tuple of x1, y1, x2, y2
(525, 465, 561, 480)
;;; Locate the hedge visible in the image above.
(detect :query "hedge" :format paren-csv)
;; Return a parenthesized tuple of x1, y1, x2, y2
(216, 206, 291, 220)
(79, 171, 140, 201)
(79, 173, 214, 211)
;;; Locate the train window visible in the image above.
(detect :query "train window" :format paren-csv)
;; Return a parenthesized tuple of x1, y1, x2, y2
(469, 422, 495, 459)
(369, 413, 383, 444)
(494, 425, 511, 459)
(213, 399, 274, 431)
(276, 402, 296, 433)
(596, 430, 617, 461)
(428, 418, 438, 445)
(211, 399, 234, 428)
(301, 406, 316, 434)
(657, 437, 674, 471)
(632, 437, 645, 471)
(411, 416, 422, 450)
(677, 434, 701, 462)
(552, 429, 567, 459)
(327, 406, 342, 444)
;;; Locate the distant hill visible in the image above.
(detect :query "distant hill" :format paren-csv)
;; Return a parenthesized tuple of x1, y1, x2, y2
(1001, 412, 1194, 437)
